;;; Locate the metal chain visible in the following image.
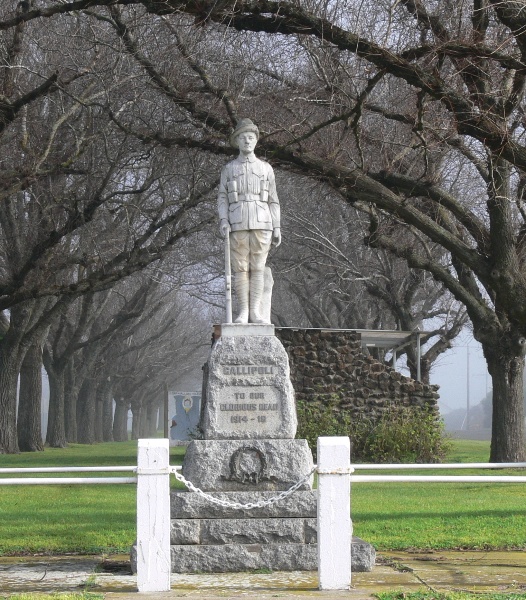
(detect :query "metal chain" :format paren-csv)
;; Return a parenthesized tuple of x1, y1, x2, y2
(171, 466, 316, 509)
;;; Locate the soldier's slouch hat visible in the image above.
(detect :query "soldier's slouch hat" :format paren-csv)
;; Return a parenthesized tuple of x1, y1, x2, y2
(230, 118, 259, 147)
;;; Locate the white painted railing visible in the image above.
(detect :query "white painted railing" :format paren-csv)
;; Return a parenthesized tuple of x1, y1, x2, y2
(352, 462, 526, 469)
(352, 474, 526, 482)
(350, 461, 526, 483)
(317, 436, 352, 590)
(2, 438, 526, 594)
(315, 453, 526, 588)
(0, 467, 137, 472)
(0, 466, 137, 485)
(0, 439, 173, 593)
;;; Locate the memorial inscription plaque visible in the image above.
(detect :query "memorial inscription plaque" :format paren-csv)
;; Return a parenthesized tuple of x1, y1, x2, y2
(217, 386, 280, 435)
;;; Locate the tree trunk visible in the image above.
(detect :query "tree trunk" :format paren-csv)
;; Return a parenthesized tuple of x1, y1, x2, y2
(131, 404, 141, 440)
(17, 342, 44, 452)
(94, 379, 112, 442)
(97, 377, 113, 442)
(102, 383, 114, 442)
(95, 398, 103, 443)
(159, 394, 166, 436)
(46, 365, 67, 448)
(146, 401, 158, 437)
(77, 378, 97, 444)
(406, 347, 431, 384)
(483, 338, 526, 462)
(0, 301, 44, 453)
(139, 404, 149, 438)
(408, 357, 431, 385)
(113, 397, 129, 441)
(64, 360, 78, 443)
(0, 345, 22, 453)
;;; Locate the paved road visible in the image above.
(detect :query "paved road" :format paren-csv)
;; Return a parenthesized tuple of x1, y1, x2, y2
(1, 551, 525, 598)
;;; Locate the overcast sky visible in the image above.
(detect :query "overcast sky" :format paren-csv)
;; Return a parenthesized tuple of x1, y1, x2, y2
(428, 333, 489, 416)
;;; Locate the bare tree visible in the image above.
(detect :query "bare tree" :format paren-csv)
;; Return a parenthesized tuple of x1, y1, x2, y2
(269, 178, 467, 382)
(4, 1, 526, 460)
(109, 287, 211, 440)
(91, 0, 526, 461)
(0, 9, 218, 452)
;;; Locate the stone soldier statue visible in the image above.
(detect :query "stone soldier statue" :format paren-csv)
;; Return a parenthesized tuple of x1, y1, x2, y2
(218, 119, 281, 324)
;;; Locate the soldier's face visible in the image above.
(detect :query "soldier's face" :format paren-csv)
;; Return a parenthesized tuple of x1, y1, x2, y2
(237, 132, 258, 155)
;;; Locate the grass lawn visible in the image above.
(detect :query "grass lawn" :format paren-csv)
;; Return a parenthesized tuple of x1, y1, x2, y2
(353, 439, 526, 550)
(0, 441, 185, 556)
(0, 438, 525, 555)
(377, 594, 526, 600)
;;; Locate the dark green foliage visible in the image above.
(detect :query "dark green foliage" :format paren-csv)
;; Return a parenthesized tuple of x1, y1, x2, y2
(296, 399, 451, 462)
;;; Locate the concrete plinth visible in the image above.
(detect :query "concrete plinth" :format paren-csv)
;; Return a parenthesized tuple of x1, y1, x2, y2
(221, 323, 275, 337)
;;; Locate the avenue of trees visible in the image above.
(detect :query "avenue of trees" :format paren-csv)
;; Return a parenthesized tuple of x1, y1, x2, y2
(0, 6, 219, 452)
(1, 1, 526, 461)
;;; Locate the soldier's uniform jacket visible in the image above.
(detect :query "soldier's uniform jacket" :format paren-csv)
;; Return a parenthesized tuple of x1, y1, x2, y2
(218, 155, 280, 232)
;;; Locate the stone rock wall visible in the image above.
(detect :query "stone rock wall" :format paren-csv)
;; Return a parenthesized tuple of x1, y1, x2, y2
(275, 328, 439, 418)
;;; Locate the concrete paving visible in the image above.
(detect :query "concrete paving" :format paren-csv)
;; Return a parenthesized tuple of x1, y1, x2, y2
(1, 551, 526, 598)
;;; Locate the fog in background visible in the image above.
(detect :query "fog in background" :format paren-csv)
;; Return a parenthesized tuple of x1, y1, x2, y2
(38, 330, 491, 436)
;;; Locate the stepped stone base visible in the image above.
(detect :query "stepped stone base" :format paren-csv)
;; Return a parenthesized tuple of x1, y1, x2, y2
(171, 490, 317, 519)
(132, 536, 374, 574)
(168, 490, 375, 573)
(171, 517, 317, 545)
(171, 543, 316, 572)
(169, 538, 374, 573)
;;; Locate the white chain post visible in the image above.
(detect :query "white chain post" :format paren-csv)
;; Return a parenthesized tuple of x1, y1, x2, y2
(317, 436, 352, 590)
(136, 439, 171, 592)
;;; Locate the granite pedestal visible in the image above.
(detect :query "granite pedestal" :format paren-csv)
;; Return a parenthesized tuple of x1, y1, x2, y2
(170, 325, 375, 574)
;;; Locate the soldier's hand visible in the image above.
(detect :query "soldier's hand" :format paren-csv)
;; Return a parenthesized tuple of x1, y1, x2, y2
(272, 227, 281, 247)
(220, 220, 231, 237)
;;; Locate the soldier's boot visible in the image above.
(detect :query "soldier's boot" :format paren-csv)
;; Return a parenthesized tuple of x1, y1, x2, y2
(249, 269, 266, 324)
(234, 272, 249, 324)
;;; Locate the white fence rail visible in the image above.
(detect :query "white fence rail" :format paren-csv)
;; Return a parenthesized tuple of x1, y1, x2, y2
(350, 461, 526, 483)
(352, 474, 526, 482)
(0, 467, 137, 473)
(2, 438, 526, 593)
(0, 465, 138, 485)
(0, 477, 137, 485)
(353, 462, 526, 469)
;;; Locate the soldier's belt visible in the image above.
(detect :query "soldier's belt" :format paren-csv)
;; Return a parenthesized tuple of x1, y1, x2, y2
(237, 193, 260, 202)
